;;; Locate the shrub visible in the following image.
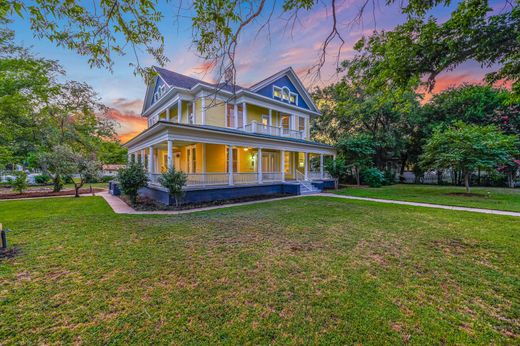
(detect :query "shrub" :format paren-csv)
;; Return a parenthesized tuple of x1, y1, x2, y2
(13, 171, 28, 194)
(100, 175, 113, 183)
(158, 168, 187, 206)
(383, 169, 396, 185)
(117, 162, 148, 205)
(34, 174, 51, 184)
(361, 167, 385, 187)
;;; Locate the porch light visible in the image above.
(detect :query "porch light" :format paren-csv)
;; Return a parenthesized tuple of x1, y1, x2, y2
(243, 148, 248, 151)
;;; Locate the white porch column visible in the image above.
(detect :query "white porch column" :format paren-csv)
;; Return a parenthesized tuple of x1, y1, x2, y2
(234, 104, 238, 128)
(304, 152, 308, 181)
(177, 99, 182, 123)
(201, 94, 206, 124)
(191, 101, 195, 123)
(242, 102, 247, 127)
(257, 148, 263, 183)
(141, 149, 146, 166)
(228, 145, 234, 185)
(281, 150, 285, 182)
(320, 154, 324, 179)
(127, 152, 132, 163)
(268, 109, 273, 126)
(167, 140, 173, 170)
(148, 146, 155, 173)
(166, 108, 170, 122)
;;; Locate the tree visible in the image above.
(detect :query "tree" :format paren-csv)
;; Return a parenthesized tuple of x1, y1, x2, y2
(12, 171, 28, 194)
(117, 162, 148, 205)
(72, 156, 101, 197)
(336, 134, 375, 186)
(0, 29, 117, 166)
(324, 157, 347, 189)
(158, 168, 187, 207)
(420, 122, 519, 193)
(4, 0, 517, 100)
(38, 145, 78, 192)
(97, 140, 128, 164)
(343, 1, 519, 100)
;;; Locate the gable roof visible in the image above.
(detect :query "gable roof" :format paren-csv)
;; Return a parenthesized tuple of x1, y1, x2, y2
(153, 66, 245, 93)
(248, 67, 318, 112)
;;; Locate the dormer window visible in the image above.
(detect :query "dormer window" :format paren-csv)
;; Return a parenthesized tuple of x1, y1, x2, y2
(282, 87, 290, 101)
(289, 93, 297, 104)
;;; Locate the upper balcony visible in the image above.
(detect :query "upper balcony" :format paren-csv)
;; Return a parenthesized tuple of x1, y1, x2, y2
(238, 121, 304, 140)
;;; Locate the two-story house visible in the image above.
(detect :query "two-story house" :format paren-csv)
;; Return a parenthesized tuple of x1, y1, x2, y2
(122, 66, 336, 204)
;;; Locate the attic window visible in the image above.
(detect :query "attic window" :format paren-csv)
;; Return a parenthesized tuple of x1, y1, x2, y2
(289, 92, 297, 104)
(282, 87, 290, 101)
(273, 86, 282, 99)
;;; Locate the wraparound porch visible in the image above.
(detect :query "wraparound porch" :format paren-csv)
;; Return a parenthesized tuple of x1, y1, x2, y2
(128, 141, 333, 188)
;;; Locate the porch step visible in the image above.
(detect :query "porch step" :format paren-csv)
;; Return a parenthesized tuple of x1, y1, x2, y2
(299, 183, 321, 195)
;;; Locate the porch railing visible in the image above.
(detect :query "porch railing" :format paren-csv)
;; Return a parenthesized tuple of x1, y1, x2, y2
(232, 172, 258, 184)
(262, 172, 283, 182)
(239, 121, 303, 140)
(186, 173, 229, 186)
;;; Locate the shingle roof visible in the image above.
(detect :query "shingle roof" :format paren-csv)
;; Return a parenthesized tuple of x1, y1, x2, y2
(154, 66, 245, 92)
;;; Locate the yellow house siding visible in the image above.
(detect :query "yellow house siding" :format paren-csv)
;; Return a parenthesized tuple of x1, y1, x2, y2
(205, 102, 226, 127)
(194, 98, 202, 124)
(205, 144, 226, 172)
(238, 148, 256, 173)
(247, 104, 267, 124)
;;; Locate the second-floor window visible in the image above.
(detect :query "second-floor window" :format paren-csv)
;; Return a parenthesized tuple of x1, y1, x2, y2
(226, 104, 234, 128)
(298, 116, 305, 132)
(281, 115, 290, 129)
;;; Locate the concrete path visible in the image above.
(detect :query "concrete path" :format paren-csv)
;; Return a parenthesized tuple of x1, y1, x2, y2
(98, 191, 305, 215)
(320, 193, 520, 217)
(99, 191, 520, 217)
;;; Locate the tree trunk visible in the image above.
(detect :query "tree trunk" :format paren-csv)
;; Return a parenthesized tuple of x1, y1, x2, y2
(355, 167, 361, 186)
(437, 170, 443, 185)
(74, 180, 84, 197)
(464, 172, 471, 193)
(53, 174, 61, 192)
(508, 172, 514, 188)
(399, 154, 407, 182)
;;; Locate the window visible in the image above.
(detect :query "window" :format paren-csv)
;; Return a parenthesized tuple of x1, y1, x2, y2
(226, 104, 235, 128)
(289, 92, 298, 104)
(281, 114, 290, 129)
(298, 116, 305, 132)
(261, 115, 269, 126)
(237, 105, 244, 128)
(273, 86, 282, 99)
(282, 87, 290, 101)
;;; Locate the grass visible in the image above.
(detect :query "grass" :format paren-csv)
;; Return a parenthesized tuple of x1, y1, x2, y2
(0, 196, 519, 344)
(334, 184, 520, 212)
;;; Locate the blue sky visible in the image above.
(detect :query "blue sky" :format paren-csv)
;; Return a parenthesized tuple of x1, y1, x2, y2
(9, 0, 503, 140)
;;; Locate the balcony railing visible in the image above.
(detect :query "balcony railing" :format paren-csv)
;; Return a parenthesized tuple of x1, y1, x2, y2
(239, 121, 304, 140)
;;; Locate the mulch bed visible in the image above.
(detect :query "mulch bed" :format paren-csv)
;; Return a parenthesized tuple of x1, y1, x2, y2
(0, 188, 105, 200)
(120, 193, 291, 211)
(0, 246, 21, 259)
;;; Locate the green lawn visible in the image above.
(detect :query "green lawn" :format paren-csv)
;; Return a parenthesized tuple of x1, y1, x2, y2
(0, 196, 519, 344)
(335, 184, 520, 212)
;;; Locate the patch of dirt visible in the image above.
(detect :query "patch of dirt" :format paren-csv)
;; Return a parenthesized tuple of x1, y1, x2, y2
(0, 246, 21, 259)
(431, 238, 477, 255)
(0, 188, 104, 200)
(445, 192, 487, 198)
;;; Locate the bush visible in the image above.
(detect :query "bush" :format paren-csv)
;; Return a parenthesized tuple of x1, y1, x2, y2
(117, 162, 148, 205)
(34, 174, 51, 184)
(63, 175, 74, 184)
(383, 169, 396, 185)
(100, 175, 113, 183)
(158, 168, 187, 206)
(361, 167, 385, 187)
(13, 171, 28, 194)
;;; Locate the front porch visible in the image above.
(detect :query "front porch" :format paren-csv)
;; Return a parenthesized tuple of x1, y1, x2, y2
(129, 141, 333, 189)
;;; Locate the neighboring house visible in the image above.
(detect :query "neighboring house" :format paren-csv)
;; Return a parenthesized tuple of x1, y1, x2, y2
(121, 66, 336, 204)
(102, 164, 126, 176)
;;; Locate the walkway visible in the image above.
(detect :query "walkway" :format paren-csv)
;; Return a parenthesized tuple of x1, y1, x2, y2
(320, 193, 520, 217)
(99, 191, 520, 217)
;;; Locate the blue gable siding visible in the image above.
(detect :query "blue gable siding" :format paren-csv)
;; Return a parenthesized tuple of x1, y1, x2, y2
(148, 77, 167, 108)
(255, 76, 310, 110)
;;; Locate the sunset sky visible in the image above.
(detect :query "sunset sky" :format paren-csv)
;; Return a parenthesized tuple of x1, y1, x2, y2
(11, 0, 507, 141)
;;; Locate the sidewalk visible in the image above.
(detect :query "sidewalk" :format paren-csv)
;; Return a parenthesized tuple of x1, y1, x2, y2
(320, 193, 520, 217)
